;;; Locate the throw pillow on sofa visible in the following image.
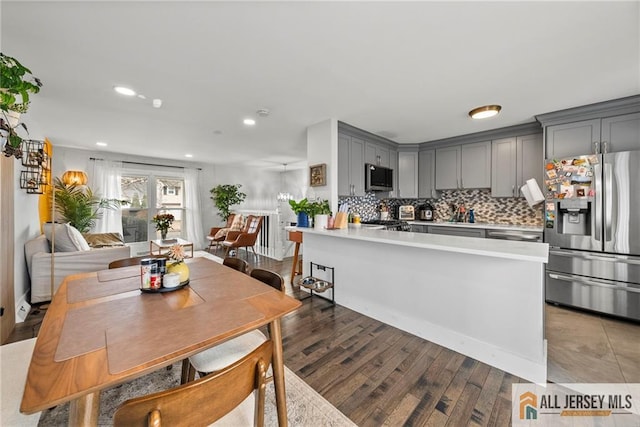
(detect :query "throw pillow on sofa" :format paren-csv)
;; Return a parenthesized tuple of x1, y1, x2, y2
(43, 223, 91, 252)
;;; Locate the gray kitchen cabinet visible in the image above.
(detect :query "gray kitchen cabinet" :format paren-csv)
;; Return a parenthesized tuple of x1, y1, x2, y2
(435, 146, 460, 190)
(435, 141, 491, 190)
(365, 142, 390, 167)
(410, 224, 428, 233)
(427, 225, 486, 238)
(491, 134, 543, 197)
(389, 149, 398, 198)
(338, 133, 365, 196)
(545, 119, 601, 158)
(398, 151, 418, 198)
(418, 149, 437, 198)
(601, 112, 640, 153)
(461, 141, 491, 188)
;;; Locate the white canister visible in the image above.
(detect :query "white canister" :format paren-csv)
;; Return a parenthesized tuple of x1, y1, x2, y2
(314, 214, 329, 230)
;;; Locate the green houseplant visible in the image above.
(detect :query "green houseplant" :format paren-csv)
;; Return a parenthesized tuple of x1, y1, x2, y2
(1, 53, 43, 158)
(210, 184, 246, 222)
(53, 178, 127, 233)
(288, 198, 311, 227)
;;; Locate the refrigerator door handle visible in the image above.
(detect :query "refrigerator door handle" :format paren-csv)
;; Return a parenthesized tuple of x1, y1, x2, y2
(583, 254, 640, 265)
(594, 162, 602, 242)
(548, 273, 640, 294)
(604, 162, 613, 243)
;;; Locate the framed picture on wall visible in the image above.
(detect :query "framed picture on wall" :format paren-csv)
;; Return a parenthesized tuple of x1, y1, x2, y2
(309, 163, 326, 187)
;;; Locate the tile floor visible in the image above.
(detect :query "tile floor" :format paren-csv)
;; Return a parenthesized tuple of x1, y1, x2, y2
(545, 303, 640, 384)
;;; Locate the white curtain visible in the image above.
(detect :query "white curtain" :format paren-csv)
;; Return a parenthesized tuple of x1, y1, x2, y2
(184, 168, 204, 249)
(91, 160, 124, 234)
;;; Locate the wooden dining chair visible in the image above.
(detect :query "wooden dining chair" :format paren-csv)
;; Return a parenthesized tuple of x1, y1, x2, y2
(183, 268, 284, 383)
(108, 255, 167, 269)
(222, 256, 249, 274)
(114, 340, 273, 427)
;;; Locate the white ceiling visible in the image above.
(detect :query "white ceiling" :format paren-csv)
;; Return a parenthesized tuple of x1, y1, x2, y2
(2, 1, 639, 170)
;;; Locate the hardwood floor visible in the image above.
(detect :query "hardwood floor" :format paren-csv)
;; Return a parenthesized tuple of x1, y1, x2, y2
(7, 251, 639, 426)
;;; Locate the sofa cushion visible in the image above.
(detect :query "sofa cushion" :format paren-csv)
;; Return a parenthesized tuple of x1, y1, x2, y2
(43, 223, 91, 252)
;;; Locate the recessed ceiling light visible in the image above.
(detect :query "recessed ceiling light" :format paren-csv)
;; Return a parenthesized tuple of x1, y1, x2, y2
(469, 105, 502, 119)
(96, 141, 108, 146)
(243, 118, 256, 126)
(114, 86, 136, 96)
(185, 154, 193, 158)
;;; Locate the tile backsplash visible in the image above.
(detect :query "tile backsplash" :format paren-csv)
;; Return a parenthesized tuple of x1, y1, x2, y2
(339, 189, 543, 226)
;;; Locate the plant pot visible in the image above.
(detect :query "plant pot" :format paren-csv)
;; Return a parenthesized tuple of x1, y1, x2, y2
(297, 212, 309, 228)
(314, 214, 329, 230)
(167, 261, 189, 284)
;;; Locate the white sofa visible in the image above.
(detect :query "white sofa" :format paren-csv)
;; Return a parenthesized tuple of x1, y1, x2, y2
(25, 234, 131, 303)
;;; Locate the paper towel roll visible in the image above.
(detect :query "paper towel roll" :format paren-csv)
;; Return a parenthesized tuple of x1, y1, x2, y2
(521, 178, 544, 208)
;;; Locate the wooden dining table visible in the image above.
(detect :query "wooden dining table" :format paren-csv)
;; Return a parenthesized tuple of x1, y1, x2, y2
(20, 257, 301, 426)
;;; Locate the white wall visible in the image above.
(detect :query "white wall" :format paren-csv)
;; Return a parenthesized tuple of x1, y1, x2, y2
(13, 168, 40, 312)
(306, 119, 338, 213)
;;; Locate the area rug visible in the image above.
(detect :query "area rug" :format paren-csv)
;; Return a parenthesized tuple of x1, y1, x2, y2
(38, 364, 356, 426)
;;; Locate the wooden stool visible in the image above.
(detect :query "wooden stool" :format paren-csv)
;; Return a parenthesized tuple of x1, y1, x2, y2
(288, 231, 303, 285)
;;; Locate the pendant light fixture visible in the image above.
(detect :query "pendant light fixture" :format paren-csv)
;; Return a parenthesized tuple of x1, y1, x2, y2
(277, 163, 293, 202)
(468, 104, 502, 119)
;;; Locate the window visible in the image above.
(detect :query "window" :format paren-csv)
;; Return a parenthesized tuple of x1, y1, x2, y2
(120, 175, 185, 243)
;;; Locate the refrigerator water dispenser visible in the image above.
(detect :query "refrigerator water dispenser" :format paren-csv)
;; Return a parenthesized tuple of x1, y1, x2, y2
(557, 200, 591, 235)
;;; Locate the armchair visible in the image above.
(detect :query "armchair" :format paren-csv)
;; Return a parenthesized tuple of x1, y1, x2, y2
(205, 213, 236, 252)
(222, 215, 263, 259)
(25, 234, 131, 303)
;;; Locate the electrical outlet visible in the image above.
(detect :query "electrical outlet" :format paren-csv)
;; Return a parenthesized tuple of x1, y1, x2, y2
(16, 301, 31, 323)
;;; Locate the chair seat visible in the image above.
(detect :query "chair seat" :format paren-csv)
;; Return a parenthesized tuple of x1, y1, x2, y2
(1, 338, 41, 426)
(189, 330, 267, 374)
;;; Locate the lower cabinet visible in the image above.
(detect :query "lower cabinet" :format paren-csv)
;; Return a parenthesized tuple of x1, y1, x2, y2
(426, 226, 486, 238)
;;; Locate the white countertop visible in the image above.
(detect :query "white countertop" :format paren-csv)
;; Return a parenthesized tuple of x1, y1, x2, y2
(295, 226, 548, 263)
(407, 221, 543, 232)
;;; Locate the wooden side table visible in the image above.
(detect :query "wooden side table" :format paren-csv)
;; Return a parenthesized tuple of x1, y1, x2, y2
(288, 231, 303, 285)
(149, 238, 194, 258)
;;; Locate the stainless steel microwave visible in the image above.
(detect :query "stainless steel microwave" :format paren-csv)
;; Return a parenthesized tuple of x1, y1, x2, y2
(365, 163, 393, 192)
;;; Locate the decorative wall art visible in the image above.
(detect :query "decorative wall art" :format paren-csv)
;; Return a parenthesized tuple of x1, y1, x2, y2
(309, 163, 326, 187)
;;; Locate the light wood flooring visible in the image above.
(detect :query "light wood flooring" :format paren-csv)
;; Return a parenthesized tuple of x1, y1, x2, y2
(7, 252, 640, 426)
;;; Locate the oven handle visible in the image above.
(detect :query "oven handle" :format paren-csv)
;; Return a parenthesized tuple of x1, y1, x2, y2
(548, 273, 640, 293)
(486, 231, 541, 241)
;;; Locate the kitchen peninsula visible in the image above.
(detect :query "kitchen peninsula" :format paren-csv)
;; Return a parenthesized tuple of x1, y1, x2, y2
(297, 226, 549, 383)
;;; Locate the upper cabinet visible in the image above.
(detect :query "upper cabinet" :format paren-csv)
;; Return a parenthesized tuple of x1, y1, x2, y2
(491, 134, 543, 197)
(365, 142, 390, 167)
(537, 96, 640, 158)
(418, 149, 436, 198)
(397, 151, 418, 198)
(338, 133, 365, 196)
(435, 141, 491, 190)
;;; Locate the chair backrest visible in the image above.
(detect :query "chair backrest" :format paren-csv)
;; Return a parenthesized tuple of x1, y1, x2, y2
(244, 215, 263, 235)
(109, 255, 167, 269)
(114, 340, 273, 427)
(250, 268, 285, 293)
(223, 256, 249, 273)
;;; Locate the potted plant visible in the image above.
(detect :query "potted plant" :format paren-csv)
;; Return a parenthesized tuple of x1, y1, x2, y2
(53, 178, 127, 233)
(288, 198, 310, 227)
(210, 184, 246, 222)
(1, 53, 43, 159)
(309, 199, 331, 230)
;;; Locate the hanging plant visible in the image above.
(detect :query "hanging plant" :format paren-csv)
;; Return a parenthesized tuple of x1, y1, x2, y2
(1, 52, 43, 158)
(209, 184, 247, 222)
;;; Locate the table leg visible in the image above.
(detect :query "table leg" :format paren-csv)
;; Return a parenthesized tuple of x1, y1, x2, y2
(68, 392, 99, 426)
(269, 318, 288, 427)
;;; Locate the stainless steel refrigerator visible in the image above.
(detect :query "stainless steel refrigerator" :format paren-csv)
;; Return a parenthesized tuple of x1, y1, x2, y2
(544, 150, 640, 321)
